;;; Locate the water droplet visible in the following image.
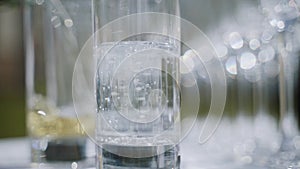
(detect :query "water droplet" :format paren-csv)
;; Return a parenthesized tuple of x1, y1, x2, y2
(249, 39, 261, 50)
(229, 32, 244, 49)
(225, 56, 237, 75)
(240, 52, 257, 70)
(64, 19, 74, 28)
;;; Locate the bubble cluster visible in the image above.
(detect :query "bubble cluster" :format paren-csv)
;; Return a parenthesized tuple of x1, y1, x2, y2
(96, 41, 179, 134)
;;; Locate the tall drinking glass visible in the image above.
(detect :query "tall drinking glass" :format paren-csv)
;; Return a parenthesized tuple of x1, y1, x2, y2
(24, 0, 95, 168)
(93, 0, 181, 168)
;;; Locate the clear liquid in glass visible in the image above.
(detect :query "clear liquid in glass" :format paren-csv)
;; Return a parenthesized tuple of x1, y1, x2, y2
(96, 41, 180, 169)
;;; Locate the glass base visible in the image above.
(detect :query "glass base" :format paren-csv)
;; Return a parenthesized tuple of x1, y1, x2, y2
(30, 137, 95, 169)
(97, 144, 180, 169)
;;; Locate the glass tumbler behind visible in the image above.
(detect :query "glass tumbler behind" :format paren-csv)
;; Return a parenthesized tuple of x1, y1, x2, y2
(24, 0, 94, 168)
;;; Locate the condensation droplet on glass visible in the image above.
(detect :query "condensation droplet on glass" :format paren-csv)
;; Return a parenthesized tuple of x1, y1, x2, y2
(64, 19, 74, 28)
(35, 0, 44, 5)
(225, 56, 237, 75)
(229, 32, 244, 49)
(258, 46, 275, 63)
(249, 39, 261, 50)
(51, 16, 61, 28)
(240, 52, 257, 70)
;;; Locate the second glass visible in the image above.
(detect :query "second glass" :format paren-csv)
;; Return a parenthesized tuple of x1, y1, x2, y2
(94, 0, 181, 168)
(24, 0, 95, 168)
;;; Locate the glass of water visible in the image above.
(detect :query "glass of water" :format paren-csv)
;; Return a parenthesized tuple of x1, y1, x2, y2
(93, 0, 181, 168)
(24, 0, 95, 168)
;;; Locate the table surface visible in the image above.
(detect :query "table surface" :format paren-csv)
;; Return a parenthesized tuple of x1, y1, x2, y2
(0, 138, 30, 169)
(0, 118, 260, 169)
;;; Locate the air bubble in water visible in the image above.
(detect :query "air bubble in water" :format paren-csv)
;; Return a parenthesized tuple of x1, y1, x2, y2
(229, 32, 244, 49)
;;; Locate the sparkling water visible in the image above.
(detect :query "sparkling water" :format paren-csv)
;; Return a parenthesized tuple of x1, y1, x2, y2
(96, 41, 180, 169)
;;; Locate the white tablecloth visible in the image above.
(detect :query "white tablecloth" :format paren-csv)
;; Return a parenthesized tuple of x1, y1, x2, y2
(0, 138, 30, 169)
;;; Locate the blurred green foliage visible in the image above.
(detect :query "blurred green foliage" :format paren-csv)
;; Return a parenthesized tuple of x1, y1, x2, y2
(0, 0, 25, 138)
(0, 0, 19, 6)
